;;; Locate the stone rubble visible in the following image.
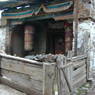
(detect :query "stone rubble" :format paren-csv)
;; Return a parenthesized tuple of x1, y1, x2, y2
(25, 54, 59, 62)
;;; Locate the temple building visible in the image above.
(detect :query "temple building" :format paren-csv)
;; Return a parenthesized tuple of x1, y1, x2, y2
(0, 1, 95, 95)
(0, 0, 94, 57)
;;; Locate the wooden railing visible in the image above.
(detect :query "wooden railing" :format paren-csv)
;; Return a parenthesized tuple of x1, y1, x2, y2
(0, 53, 89, 95)
(56, 55, 88, 95)
(0, 53, 55, 95)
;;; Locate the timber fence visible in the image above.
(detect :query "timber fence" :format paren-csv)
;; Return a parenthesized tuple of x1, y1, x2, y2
(0, 53, 89, 95)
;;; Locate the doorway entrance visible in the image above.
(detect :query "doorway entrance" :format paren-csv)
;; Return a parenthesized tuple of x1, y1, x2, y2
(47, 28, 65, 54)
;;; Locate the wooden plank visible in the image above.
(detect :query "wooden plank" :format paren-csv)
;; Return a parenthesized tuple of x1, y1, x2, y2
(65, 65, 73, 91)
(72, 62, 86, 88)
(73, 71, 86, 81)
(1, 57, 42, 68)
(86, 58, 89, 80)
(1, 69, 43, 91)
(1, 76, 42, 95)
(1, 58, 43, 81)
(54, 15, 74, 21)
(73, 59, 86, 67)
(0, 53, 41, 65)
(43, 63, 55, 95)
(60, 59, 86, 69)
(0, 56, 2, 77)
(67, 54, 87, 61)
(73, 75, 86, 88)
(56, 55, 71, 95)
(73, 74, 86, 86)
(73, 0, 79, 55)
(73, 64, 86, 77)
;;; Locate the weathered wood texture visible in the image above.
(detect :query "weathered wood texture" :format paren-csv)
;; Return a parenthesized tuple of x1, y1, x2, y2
(66, 55, 88, 89)
(72, 59, 87, 88)
(43, 63, 55, 95)
(56, 55, 88, 95)
(73, 0, 79, 55)
(0, 54, 89, 95)
(0, 54, 55, 95)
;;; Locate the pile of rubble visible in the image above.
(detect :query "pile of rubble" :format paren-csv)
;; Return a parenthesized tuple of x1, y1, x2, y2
(25, 54, 58, 62)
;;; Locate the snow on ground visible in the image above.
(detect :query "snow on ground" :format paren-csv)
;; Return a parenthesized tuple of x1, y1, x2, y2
(0, 84, 26, 95)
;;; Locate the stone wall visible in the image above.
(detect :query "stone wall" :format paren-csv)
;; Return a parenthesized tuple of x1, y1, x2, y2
(78, 0, 90, 18)
(89, 0, 95, 18)
(78, 0, 95, 18)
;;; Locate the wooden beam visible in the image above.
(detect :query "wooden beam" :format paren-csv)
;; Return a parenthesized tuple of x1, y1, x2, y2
(43, 63, 55, 95)
(73, 0, 79, 56)
(0, 56, 2, 78)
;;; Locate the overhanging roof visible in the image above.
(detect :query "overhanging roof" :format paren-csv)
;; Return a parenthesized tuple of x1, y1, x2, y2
(2, 1, 73, 20)
(1, 0, 74, 24)
(0, 0, 54, 10)
(0, 0, 27, 10)
(0, 0, 69, 10)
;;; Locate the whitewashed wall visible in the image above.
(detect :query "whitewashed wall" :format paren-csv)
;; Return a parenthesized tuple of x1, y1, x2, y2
(0, 27, 7, 51)
(0, 10, 8, 52)
(78, 20, 95, 52)
(77, 20, 91, 55)
(78, 20, 95, 69)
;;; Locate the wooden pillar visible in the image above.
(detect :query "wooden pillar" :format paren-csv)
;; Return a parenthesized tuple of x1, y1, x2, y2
(0, 56, 2, 79)
(73, 0, 79, 56)
(4, 20, 12, 54)
(43, 63, 55, 95)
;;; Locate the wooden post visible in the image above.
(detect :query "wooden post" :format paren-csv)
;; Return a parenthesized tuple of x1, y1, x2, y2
(56, 55, 71, 95)
(43, 63, 55, 95)
(86, 57, 90, 81)
(5, 23, 12, 54)
(73, 0, 79, 56)
(0, 56, 2, 78)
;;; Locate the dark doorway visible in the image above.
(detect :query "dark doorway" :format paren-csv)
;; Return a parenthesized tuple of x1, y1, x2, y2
(11, 25, 24, 57)
(47, 28, 65, 54)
